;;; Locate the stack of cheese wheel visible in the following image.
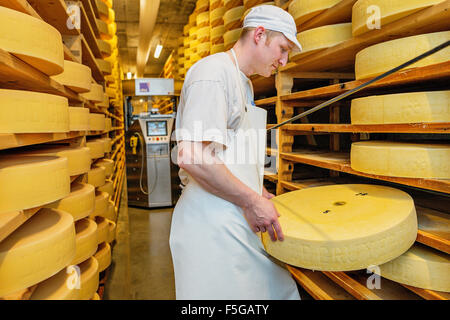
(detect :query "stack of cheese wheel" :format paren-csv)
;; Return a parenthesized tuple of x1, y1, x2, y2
(243, 0, 272, 10)
(51, 60, 92, 93)
(223, 0, 244, 50)
(352, 0, 443, 37)
(355, 31, 450, 80)
(197, 11, 210, 28)
(68, 107, 90, 131)
(88, 112, 106, 132)
(81, 82, 105, 103)
(196, 0, 210, 13)
(262, 184, 418, 271)
(210, 0, 226, 54)
(288, 0, 342, 26)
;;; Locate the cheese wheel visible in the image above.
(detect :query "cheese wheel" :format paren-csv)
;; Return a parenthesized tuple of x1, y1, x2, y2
(97, 179, 114, 197)
(106, 34, 117, 49)
(288, 0, 341, 25)
(196, 0, 209, 12)
(351, 91, 450, 124)
(101, 0, 113, 8)
(91, 292, 100, 300)
(95, 216, 109, 245)
(211, 25, 226, 44)
(244, 0, 268, 10)
(96, 0, 109, 21)
(30, 266, 80, 300)
(91, 191, 109, 218)
(71, 218, 98, 265)
(198, 42, 211, 57)
(189, 26, 199, 39)
(105, 200, 117, 221)
(86, 140, 105, 160)
(293, 23, 352, 58)
(87, 166, 106, 187)
(210, 0, 222, 10)
(224, 0, 243, 11)
(355, 31, 450, 80)
(0, 6, 64, 75)
(224, 28, 241, 50)
(197, 11, 210, 27)
(97, 19, 112, 40)
(96, 58, 112, 75)
(352, 0, 443, 37)
(77, 257, 99, 300)
(88, 113, 106, 131)
(224, 6, 245, 31)
(378, 243, 450, 292)
(19, 145, 91, 176)
(80, 83, 104, 103)
(51, 60, 92, 93)
(95, 159, 114, 177)
(105, 118, 112, 132)
(94, 242, 111, 272)
(351, 141, 450, 179)
(0, 89, 69, 133)
(45, 183, 95, 222)
(0, 155, 69, 212)
(108, 9, 115, 24)
(210, 7, 226, 27)
(211, 43, 225, 54)
(69, 107, 90, 131)
(107, 219, 116, 243)
(0, 208, 76, 297)
(262, 184, 418, 271)
(198, 26, 211, 42)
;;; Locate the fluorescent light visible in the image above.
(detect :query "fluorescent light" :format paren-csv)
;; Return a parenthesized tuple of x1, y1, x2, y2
(154, 44, 163, 59)
(127, 72, 132, 79)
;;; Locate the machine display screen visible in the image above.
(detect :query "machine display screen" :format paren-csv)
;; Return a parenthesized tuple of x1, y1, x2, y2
(147, 121, 167, 136)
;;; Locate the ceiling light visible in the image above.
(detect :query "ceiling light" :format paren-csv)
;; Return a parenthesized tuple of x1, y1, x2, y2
(154, 44, 163, 59)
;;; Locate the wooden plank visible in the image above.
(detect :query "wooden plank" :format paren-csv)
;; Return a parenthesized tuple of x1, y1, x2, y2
(255, 96, 277, 106)
(80, 0, 100, 37)
(0, 131, 84, 151)
(0, 0, 42, 18)
(79, 2, 102, 59)
(298, 0, 357, 32)
(322, 271, 382, 300)
(279, 178, 335, 191)
(282, 61, 450, 102)
(283, 123, 450, 134)
(81, 34, 104, 82)
(28, 0, 79, 36)
(286, 265, 355, 300)
(250, 73, 276, 96)
(280, 150, 450, 194)
(401, 284, 450, 300)
(281, 1, 450, 73)
(286, 71, 355, 79)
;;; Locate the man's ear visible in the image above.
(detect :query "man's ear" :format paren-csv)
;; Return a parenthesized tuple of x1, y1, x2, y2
(253, 26, 266, 45)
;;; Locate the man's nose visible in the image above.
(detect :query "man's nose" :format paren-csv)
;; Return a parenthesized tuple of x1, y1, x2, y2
(278, 54, 288, 67)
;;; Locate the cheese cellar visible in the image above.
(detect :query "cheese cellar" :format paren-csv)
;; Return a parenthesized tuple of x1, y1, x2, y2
(0, 0, 449, 303)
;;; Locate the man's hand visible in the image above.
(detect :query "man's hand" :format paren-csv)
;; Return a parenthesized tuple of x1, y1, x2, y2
(262, 186, 275, 199)
(242, 193, 284, 242)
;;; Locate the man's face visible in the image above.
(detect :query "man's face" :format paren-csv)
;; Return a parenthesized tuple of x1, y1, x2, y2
(254, 31, 294, 77)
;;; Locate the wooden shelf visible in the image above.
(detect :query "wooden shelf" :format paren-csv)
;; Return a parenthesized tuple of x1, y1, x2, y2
(280, 149, 450, 194)
(0, 131, 85, 151)
(80, 0, 100, 38)
(281, 123, 450, 134)
(79, 2, 102, 59)
(81, 35, 104, 82)
(263, 169, 278, 183)
(28, 0, 79, 36)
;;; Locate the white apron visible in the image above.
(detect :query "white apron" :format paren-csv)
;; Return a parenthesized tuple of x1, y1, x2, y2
(169, 49, 300, 300)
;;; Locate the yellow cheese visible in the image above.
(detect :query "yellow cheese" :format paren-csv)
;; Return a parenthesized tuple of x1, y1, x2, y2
(0, 89, 69, 133)
(224, 0, 243, 11)
(106, 34, 118, 48)
(196, 0, 209, 12)
(355, 31, 450, 80)
(198, 42, 211, 57)
(51, 60, 92, 93)
(0, 208, 76, 297)
(96, 58, 112, 75)
(294, 23, 352, 58)
(262, 184, 418, 271)
(210, 7, 226, 27)
(198, 26, 211, 42)
(211, 43, 225, 54)
(102, 137, 113, 152)
(0, 155, 69, 212)
(86, 140, 105, 160)
(378, 243, 450, 292)
(77, 256, 99, 300)
(189, 26, 199, 39)
(244, 0, 270, 10)
(211, 25, 226, 44)
(95, 159, 114, 177)
(87, 166, 106, 187)
(95, 217, 109, 245)
(91, 191, 109, 218)
(19, 145, 91, 176)
(351, 91, 450, 124)
(107, 219, 116, 243)
(98, 93, 110, 109)
(105, 200, 117, 221)
(68, 107, 90, 131)
(224, 28, 242, 50)
(97, 179, 114, 197)
(94, 242, 111, 272)
(96, 0, 109, 21)
(101, 0, 113, 8)
(91, 292, 100, 300)
(71, 218, 98, 265)
(108, 9, 116, 24)
(30, 266, 80, 300)
(80, 83, 104, 103)
(88, 113, 106, 131)
(288, 0, 341, 25)
(178, 47, 185, 57)
(224, 6, 245, 31)
(45, 183, 95, 222)
(210, 0, 222, 10)
(352, 0, 443, 37)
(197, 11, 210, 27)
(351, 141, 450, 179)
(0, 6, 64, 76)
(97, 19, 112, 40)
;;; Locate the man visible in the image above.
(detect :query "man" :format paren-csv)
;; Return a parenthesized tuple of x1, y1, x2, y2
(169, 5, 302, 300)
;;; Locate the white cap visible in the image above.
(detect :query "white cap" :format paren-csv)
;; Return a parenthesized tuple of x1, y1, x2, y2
(243, 4, 302, 52)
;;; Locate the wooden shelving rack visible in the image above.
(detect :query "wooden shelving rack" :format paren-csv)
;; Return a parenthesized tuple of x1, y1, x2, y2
(254, 0, 450, 300)
(0, 0, 125, 300)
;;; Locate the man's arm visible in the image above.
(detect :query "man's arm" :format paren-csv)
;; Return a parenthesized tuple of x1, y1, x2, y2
(177, 140, 284, 241)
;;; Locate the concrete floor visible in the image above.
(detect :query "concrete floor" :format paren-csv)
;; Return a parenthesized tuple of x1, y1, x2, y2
(103, 180, 176, 300)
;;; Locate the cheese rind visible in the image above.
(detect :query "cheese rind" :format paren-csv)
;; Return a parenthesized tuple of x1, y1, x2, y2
(95, 159, 114, 176)
(288, 0, 341, 25)
(197, 11, 210, 27)
(86, 140, 105, 159)
(378, 243, 450, 292)
(351, 91, 450, 124)
(351, 141, 450, 178)
(211, 43, 225, 54)
(87, 166, 106, 187)
(81, 83, 104, 103)
(105, 200, 117, 221)
(77, 257, 99, 300)
(71, 218, 98, 265)
(0, 6, 64, 75)
(0, 208, 76, 297)
(262, 184, 418, 271)
(355, 31, 450, 80)
(96, 58, 112, 75)
(107, 219, 116, 243)
(97, 179, 114, 197)
(224, 28, 242, 50)
(0, 89, 69, 133)
(69, 107, 90, 131)
(210, 7, 226, 27)
(51, 60, 92, 93)
(88, 113, 106, 131)
(94, 242, 111, 272)
(91, 191, 109, 218)
(30, 266, 80, 300)
(224, 6, 245, 31)
(211, 25, 225, 44)
(0, 155, 70, 212)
